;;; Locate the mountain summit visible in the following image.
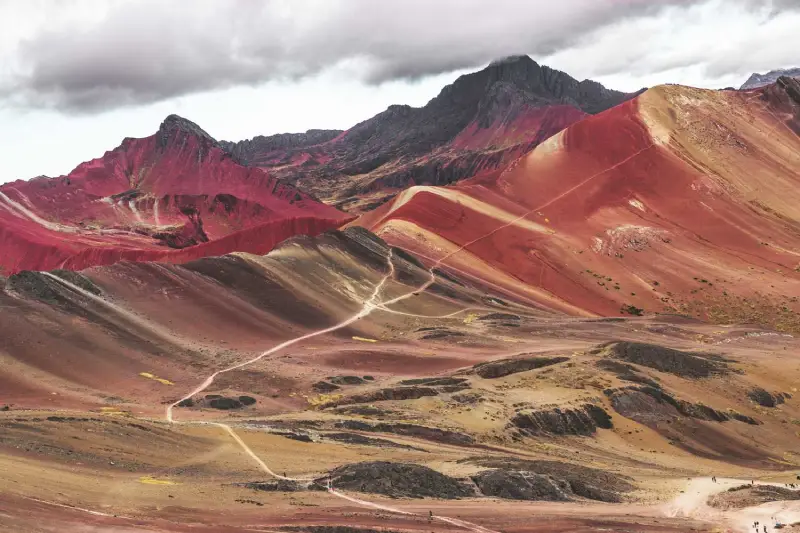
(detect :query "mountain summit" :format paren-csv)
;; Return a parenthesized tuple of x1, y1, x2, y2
(223, 55, 640, 212)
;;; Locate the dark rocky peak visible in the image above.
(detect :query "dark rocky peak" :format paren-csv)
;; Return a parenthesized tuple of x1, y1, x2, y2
(429, 55, 631, 115)
(741, 67, 800, 90)
(219, 129, 342, 165)
(777, 75, 800, 105)
(156, 114, 219, 151)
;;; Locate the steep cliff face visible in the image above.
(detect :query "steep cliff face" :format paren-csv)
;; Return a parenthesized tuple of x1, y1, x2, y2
(222, 56, 640, 212)
(0, 116, 351, 274)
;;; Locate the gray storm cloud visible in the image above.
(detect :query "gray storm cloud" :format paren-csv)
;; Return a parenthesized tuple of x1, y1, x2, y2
(0, 0, 794, 113)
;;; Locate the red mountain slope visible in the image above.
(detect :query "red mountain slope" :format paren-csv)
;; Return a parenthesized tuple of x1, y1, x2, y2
(357, 78, 800, 331)
(0, 115, 351, 274)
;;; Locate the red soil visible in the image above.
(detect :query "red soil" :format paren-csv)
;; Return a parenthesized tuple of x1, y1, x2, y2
(357, 82, 800, 324)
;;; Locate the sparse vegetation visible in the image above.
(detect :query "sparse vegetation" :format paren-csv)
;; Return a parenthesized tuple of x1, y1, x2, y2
(621, 304, 644, 316)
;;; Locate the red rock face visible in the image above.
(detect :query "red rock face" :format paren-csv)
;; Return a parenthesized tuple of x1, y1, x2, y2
(0, 116, 352, 274)
(357, 81, 800, 330)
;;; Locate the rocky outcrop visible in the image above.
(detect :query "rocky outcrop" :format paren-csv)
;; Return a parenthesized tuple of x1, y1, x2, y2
(465, 457, 634, 503)
(334, 420, 475, 446)
(747, 387, 790, 408)
(397, 377, 468, 387)
(600, 342, 728, 378)
(323, 386, 439, 407)
(321, 461, 474, 499)
(322, 432, 424, 451)
(328, 376, 367, 386)
(312, 381, 340, 393)
(176, 394, 257, 410)
(607, 386, 760, 425)
(595, 359, 660, 388)
(221, 129, 342, 166)
(471, 470, 570, 501)
(510, 404, 613, 437)
(740, 67, 800, 90)
(471, 356, 568, 379)
(239, 479, 307, 492)
(777, 76, 800, 106)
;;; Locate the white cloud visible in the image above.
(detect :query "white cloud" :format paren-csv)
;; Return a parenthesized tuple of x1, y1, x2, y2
(0, 0, 797, 183)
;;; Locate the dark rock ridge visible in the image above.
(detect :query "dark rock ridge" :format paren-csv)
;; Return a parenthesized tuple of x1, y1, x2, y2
(322, 432, 425, 452)
(238, 479, 307, 492)
(465, 457, 635, 503)
(321, 378, 470, 407)
(244, 458, 632, 503)
(510, 404, 613, 437)
(322, 386, 439, 407)
(312, 381, 340, 393)
(747, 387, 790, 408)
(157, 114, 218, 152)
(219, 55, 639, 212)
(328, 375, 367, 386)
(777, 75, 800, 106)
(220, 129, 342, 166)
(595, 359, 661, 388)
(607, 386, 759, 425)
(471, 470, 571, 501)
(334, 420, 475, 446)
(331, 405, 394, 418)
(740, 67, 800, 90)
(599, 341, 728, 378)
(321, 461, 474, 499)
(176, 394, 257, 410)
(470, 355, 568, 379)
(397, 377, 469, 387)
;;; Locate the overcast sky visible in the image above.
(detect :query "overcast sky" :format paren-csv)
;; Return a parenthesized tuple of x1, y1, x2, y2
(1, 0, 798, 183)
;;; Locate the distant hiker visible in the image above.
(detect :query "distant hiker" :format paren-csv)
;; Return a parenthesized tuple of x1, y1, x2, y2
(283, 471, 286, 478)
(429, 511, 433, 522)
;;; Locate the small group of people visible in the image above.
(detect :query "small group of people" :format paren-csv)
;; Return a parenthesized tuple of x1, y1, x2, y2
(784, 482, 797, 489)
(752, 521, 766, 532)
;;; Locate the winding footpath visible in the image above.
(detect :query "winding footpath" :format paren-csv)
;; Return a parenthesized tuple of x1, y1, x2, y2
(162, 247, 500, 533)
(40, 146, 694, 533)
(161, 144, 665, 533)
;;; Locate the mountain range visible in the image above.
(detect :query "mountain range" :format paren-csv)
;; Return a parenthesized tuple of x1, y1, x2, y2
(221, 55, 642, 211)
(740, 66, 800, 89)
(2, 56, 800, 533)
